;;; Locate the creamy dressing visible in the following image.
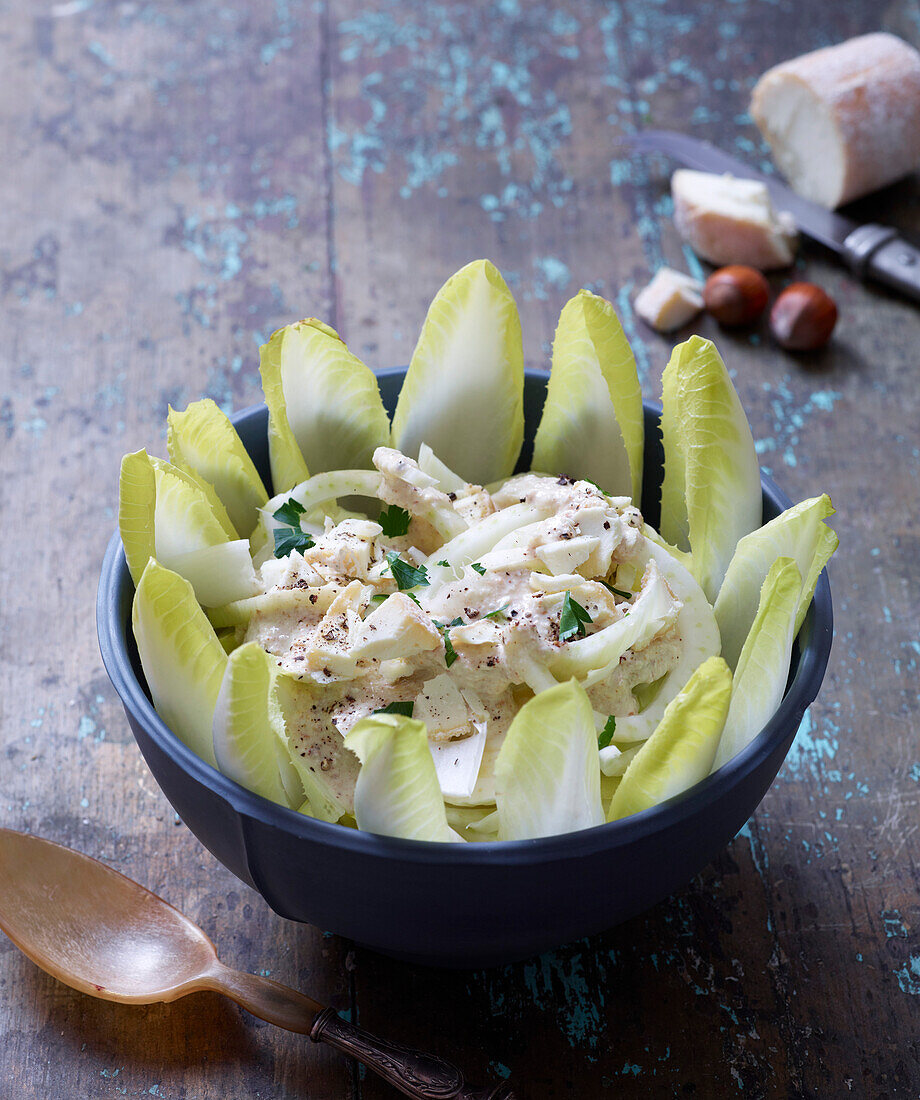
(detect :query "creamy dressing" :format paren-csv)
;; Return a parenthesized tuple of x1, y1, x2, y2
(245, 448, 684, 811)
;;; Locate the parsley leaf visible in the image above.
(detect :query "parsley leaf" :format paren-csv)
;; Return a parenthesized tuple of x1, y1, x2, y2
(559, 592, 593, 642)
(272, 498, 314, 558)
(470, 562, 487, 575)
(385, 551, 430, 591)
(437, 559, 450, 568)
(378, 504, 411, 537)
(600, 579, 632, 600)
(597, 715, 616, 750)
(373, 701, 414, 717)
(273, 498, 306, 526)
(273, 527, 315, 557)
(482, 604, 510, 620)
(433, 616, 463, 668)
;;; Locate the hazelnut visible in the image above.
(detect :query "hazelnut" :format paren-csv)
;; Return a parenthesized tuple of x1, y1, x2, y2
(703, 265, 770, 326)
(769, 282, 837, 351)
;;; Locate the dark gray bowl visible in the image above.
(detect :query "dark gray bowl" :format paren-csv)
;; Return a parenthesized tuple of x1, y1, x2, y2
(97, 368, 833, 967)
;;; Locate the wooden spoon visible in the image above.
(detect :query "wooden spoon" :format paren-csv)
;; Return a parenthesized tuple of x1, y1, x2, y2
(0, 828, 514, 1099)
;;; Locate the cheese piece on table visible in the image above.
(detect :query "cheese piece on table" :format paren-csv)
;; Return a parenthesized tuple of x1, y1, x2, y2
(671, 170, 798, 270)
(633, 266, 704, 332)
(751, 33, 920, 210)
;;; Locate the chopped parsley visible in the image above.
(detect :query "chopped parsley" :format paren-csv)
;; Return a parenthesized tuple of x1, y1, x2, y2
(437, 559, 450, 568)
(385, 551, 430, 591)
(378, 504, 411, 537)
(482, 604, 510, 620)
(597, 715, 616, 750)
(272, 498, 314, 558)
(273, 498, 306, 526)
(433, 616, 463, 668)
(470, 562, 487, 575)
(559, 592, 593, 642)
(369, 593, 389, 606)
(373, 701, 414, 717)
(600, 580, 632, 600)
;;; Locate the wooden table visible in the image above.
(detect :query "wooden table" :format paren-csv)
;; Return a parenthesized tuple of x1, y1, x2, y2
(2, 2, 919, 1096)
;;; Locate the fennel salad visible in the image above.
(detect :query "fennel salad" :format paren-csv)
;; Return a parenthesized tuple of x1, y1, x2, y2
(119, 260, 837, 843)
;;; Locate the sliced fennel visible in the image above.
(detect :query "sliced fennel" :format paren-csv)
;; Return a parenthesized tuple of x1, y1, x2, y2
(660, 336, 761, 603)
(344, 714, 462, 842)
(549, 557, 679, 681)
(391, 259, 524, 485)
(132, 559, 226, 768)
(260, 319, 390, 491)
(421, 501, 553, 593)
(119, 451, 258, 605)
(714, 495, 837, 670)
(417, 443, 467, 493)
(712, 557, 801, 771)
(167, 398, 268, 536)
(494, 679, 604, 840)
(532, 289, 643, 500)
(212, 642, 303, 808)
(612, 537, 722, 742)
(254, 469, 383, 563)
(608, 655, 732, 821)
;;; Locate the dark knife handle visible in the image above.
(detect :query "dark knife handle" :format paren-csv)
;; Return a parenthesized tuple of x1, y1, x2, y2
(843, 223, 920, 304)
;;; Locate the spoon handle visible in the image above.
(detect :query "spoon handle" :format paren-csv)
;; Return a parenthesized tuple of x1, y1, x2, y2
(310, 1006, 516, 1099)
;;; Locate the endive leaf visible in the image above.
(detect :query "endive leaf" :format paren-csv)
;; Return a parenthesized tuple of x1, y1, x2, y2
(494, 679, 605, 840)
(714, 494, 837, 669)
(660, 336, 761, 602)
(712, 557, 801, 771)
(607, 535, 722, 742)
(532, 289, 643, 500)
(608, 655, 732, 821)
(167, 398, 268, 536)
(259, 330, 310, 493)
(119, 451, 256, 604)
(391, 260, 524, 485)
(132, 559, 226, 767)
(344, 714, 462, 842)
(259, 319, 390, 492)
(212, 642, 303, 808)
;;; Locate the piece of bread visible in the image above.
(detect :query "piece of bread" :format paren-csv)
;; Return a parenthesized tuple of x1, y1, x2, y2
(751, 33, 920, 209)
(671, 170, 798, 270)
(634, 267, 704, 332)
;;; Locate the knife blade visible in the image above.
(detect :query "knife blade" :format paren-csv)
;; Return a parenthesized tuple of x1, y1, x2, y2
(626, 129, 920, 305)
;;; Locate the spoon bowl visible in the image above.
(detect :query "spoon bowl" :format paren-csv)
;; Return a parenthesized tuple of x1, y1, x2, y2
(0, 828, 513, 1099)
(0, 828, 218, 1002)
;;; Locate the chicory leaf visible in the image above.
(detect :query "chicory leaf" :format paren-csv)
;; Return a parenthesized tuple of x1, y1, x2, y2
(212, 642, 303, 808)
(132, 559, 226, 768)
(344, 714, 462, 842)
(712, 557, 801, 771)
(714, 494, 837, 670)
(391, 260, 524, 485)
(167, 398, 268, 537)
(532, 289, 643, 501)
(494, 679, 605, 840)
(660, 336, 761, 602)
(608, 656, 732, 821)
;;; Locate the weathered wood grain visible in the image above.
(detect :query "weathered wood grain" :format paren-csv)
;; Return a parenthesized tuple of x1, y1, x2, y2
(1, 0, 919, 1097)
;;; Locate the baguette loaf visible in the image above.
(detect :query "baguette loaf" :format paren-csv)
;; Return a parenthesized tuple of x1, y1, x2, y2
(751, 33, 920, 209)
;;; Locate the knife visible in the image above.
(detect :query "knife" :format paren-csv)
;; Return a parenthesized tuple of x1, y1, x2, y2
(626, 129, 920, 304)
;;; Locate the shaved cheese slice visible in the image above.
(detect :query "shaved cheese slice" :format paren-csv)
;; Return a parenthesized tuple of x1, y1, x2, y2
(536, 535, 599, 576)
(414, 674, 470, 739)
(429, 721, 488, 800)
